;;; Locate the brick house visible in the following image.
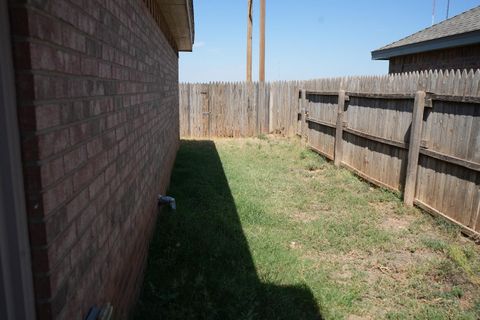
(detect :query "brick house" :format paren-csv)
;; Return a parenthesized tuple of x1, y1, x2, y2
(0, 1, 194, 319)
(372, 6, 480, 73)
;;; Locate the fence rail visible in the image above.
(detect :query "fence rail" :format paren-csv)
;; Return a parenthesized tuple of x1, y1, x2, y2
(180, 70, 480, 238)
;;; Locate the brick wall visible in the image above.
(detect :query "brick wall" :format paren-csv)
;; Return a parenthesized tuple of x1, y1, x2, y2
(389, 43, 480, 73)
(8, 0, 180, 318)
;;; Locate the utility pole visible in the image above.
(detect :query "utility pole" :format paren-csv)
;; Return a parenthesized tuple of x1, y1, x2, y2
(246, 0, 253, 82)
(259, 0, 266, 82)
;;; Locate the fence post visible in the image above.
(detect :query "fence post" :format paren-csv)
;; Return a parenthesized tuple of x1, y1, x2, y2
(404, 90, 426, 206)
(334, 90, 346, 167)
(300, 89, 307, 141)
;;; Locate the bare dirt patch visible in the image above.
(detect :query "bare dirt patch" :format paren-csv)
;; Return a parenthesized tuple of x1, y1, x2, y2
(291, 211, 319, 223)
(379, 215, 412, 232)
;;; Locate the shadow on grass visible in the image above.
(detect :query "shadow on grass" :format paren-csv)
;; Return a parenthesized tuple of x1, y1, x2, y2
(133, 140, 322, 320)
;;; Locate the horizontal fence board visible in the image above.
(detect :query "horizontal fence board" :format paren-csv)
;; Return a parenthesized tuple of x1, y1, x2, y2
(306, 117, 336, 129)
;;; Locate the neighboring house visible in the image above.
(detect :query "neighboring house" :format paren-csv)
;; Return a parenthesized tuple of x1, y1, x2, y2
(1, 1, 194, 319)
(372, 6, 480, 73)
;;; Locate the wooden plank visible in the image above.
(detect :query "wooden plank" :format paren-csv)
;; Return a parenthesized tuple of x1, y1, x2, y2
(269, 86, 274, 133)
(404, 90, 426, 206)
(334, 90, 346, 167)
(430, 94, 480, 105)
(306, 91, 416, 100)
(306, 117, 336, 129)
(309, 145, 334, 161)
(340, 161, 398, 193)
(419, 148, 480, 172)
(306, 90, 339, 97)
(343, 127, 407, 149)
(347, 92, 415, 99)
(414, 199, 480, 240)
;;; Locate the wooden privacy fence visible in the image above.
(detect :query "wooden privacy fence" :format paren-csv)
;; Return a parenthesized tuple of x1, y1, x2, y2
(179, 81, 300, 137)
(179, 70, 480, 238)
(301, 70, 480, 238)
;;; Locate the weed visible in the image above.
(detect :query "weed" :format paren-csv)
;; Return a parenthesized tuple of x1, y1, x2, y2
(257, 133, 268, 140)
(422, 237, 448, 251)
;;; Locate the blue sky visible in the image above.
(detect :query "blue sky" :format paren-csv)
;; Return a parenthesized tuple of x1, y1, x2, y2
(179, 0, 480, 82)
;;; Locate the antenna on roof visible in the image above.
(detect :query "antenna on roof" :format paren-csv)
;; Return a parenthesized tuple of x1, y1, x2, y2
(431, 0, 436, 25)
(446, 0, 450, 19)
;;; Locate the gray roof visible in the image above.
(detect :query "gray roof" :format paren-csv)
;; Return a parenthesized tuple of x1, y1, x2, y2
(372, 6, 480, 60)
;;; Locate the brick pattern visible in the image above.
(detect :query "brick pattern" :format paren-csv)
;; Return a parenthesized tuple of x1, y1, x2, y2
(389, 44, 480, 73)
(9, 0, 180, 318)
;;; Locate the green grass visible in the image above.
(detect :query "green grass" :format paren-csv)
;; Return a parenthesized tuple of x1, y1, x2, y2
(133, 137, 480, 320)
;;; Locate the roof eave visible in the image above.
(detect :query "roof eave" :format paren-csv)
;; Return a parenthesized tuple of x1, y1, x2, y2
(158, 0, 195, 52)
(371, 30, 480, 60)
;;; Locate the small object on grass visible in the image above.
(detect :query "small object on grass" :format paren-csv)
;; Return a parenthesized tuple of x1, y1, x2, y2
(158, 195, 176, 210)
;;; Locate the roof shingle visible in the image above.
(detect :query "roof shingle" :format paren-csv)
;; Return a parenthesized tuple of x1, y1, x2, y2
(378, 6, 480, 51)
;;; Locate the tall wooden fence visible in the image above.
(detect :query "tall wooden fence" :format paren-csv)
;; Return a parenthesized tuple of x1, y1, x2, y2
(179, 81, 300, 137)
(179, 70, 480, 238)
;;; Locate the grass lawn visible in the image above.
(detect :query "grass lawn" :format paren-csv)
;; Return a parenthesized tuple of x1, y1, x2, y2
(133, 137, 480, 320)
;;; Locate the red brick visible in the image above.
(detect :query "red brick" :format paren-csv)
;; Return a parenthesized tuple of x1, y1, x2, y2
(63, 145, 87, 173)
(81, 57, 98, 76)
(72, 162, 94, 192)
(66, 188, 89, 223)
(76, 13, 96, 35)
(92, 152, 109, 175)
(40, 156, 64, 187)
(43, 207, 68, 244)
(69, 122, 90, 146)
(42, 178, 73, 215)
(36, 104, 62, 130)
(28, 11, 63, 45)
(91, 98, 113, 116)
(62, 27, 86, 52)
(48, 224, 77, 268)
(62, 52, 82, 75)
(30, 42, 64, 71)
(8, 0, 182, 317)
(86, 136, 103, 158)
(51, 1, 79, 34)
(33, 75, 66, 100)
(75, 204, 96, 238)
(37, 128, 70, 159)
(99, 62, 112, 78)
